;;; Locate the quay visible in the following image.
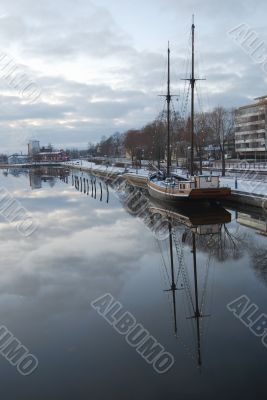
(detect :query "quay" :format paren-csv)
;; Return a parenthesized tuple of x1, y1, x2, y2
(1, 161, 267, 210)
(61, 164, 267, 211)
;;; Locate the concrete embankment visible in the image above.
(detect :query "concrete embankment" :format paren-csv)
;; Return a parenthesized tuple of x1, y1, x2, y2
(3, 163, 267, 210)
(227, 190, 267, 210)
(55, 166, 267, 210)
(121, 173, 148, 187)
(0, 162, 63, 168)
(67, 164, 120, 180)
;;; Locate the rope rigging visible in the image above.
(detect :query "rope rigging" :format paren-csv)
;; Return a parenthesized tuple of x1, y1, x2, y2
(172, 227, 195, 311)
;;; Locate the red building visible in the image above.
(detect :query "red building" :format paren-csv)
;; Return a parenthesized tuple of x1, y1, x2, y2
(37, 150, 69, 162)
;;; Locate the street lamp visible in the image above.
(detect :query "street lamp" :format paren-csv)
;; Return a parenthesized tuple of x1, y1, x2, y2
(187, 146, 191, 177)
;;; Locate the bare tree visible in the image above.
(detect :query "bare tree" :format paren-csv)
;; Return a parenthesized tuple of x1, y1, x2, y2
(208, 107, 234, 176)
(124, 130, 141, 165)
(194, 113, 208, 174)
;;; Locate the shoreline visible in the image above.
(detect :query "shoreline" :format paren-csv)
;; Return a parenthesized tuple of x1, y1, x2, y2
(2, 161, 267, 210)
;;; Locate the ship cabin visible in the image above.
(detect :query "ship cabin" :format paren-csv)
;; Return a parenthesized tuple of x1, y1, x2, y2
(194, 175, 220, 189)
(176, 175, 219, 191)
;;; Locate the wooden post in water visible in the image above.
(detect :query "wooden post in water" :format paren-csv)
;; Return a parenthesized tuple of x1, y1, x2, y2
(106, 184, 109, 203)
(99, 182, 102, 201)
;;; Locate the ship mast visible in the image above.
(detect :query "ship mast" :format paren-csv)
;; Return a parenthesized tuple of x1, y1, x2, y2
(192, 231, 202, 366)
(190, 17, 195, 177)
(167, 44, 171, 177)
(168, 222, 177, 334)
(188, 16, 205, 177)
(188, 231, 210, 367)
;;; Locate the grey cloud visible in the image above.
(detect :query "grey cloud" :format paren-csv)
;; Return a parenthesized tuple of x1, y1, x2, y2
(0, 0, 133, 59)
(0, 0, 266, 152)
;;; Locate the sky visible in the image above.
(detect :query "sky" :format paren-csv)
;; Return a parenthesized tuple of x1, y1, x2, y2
(0, 0, 267, 153)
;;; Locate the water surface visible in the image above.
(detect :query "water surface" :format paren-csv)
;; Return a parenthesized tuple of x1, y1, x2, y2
(0, 167, 266, 400)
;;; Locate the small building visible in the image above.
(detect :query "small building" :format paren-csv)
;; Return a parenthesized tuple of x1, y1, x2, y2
(8, 154, 28, 164)
(37, 150, 69, 162)
(235, 96, 267, 160)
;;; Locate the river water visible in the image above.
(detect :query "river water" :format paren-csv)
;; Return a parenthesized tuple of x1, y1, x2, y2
(0, 167, 266, 400)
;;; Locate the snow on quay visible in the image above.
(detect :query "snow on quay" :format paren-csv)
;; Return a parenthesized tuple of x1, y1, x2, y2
(63, 160, 267, 197)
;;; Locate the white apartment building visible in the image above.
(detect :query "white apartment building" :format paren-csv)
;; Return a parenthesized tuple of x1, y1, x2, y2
(235, 96, 267, 160)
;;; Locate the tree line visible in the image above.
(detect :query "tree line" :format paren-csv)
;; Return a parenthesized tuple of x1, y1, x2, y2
(89, 106, 235, 176)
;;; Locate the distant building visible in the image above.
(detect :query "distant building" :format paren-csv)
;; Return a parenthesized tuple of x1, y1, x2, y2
(29, 172, 42, 189)
(0, 154, 7, 164)
(235, 96, 267, 160)
(36, 150, 69, 162)
(27, 140, 69, 162)
(28, 140, 40, 156)
(8, 154, 28, 164)
(40, 144, 53, 153)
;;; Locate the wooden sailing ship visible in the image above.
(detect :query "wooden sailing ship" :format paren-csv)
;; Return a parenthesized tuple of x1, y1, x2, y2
(148, 20, 231, 203)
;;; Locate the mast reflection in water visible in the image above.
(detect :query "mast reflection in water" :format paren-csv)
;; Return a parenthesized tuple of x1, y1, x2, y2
(134, 200, 235, 368)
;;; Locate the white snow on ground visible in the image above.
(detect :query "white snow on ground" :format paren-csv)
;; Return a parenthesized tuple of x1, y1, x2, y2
(64, 160, 149, 176)
(64, 160, 267, 196)
(220, 177, 267, 196)
(64, 160, 125, 174)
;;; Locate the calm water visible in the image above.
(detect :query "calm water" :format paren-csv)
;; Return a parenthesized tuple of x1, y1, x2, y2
(0, 167, 267, 400)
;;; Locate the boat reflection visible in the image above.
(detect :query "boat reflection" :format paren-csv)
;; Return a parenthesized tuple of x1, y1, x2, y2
(121, 193, 238, 367)
(147, 202, 234, 368)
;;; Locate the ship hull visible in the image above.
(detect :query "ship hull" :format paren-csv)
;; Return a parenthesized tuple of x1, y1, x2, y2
(147, 180, 231, 204)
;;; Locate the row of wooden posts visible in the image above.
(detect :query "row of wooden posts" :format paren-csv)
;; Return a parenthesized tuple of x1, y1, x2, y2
(71, 175, 109, 203)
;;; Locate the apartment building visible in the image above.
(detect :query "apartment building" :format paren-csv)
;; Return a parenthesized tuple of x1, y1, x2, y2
(235, 96, 267, 160)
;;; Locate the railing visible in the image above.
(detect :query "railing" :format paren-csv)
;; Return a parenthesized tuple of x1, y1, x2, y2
(211, 162, 267, 170)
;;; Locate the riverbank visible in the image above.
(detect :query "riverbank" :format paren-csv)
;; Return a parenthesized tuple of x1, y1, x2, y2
(64, 161, 267, 210)
(2, 160, 267, 210)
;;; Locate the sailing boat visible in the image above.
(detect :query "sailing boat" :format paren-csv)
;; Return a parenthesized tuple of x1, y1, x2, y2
(147, 21, 231, 203)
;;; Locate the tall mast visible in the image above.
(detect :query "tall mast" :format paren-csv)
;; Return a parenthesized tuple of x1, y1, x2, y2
(189, 230, 210, 368)
(190, 16, 195, 177)
(167, 43, 171, 177)
(168, 222, 177, 334)
(192, 231, 202, 366)
(182, 16, 204, 176)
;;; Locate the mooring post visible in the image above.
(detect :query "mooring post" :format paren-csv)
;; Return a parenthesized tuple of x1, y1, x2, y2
(99, 182, 103, 201)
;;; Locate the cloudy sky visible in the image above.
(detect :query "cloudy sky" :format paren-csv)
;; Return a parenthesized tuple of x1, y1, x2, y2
(0, 0, 266, 153)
